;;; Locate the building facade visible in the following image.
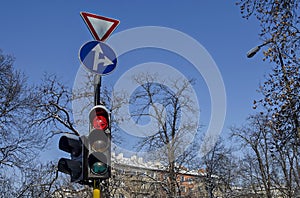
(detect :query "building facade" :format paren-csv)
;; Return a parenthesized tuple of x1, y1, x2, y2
(110, 153, 209, 198)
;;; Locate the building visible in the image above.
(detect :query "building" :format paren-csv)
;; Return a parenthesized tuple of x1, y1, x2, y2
(110, 153, 209, 198)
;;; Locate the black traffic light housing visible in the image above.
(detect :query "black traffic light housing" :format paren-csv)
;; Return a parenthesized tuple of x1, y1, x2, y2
(87, 105, 111, 180)
(58, 135, 86, 183)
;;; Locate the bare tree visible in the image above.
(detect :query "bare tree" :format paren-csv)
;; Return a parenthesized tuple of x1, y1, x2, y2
(0, 50, 48, 169)
(117, 72, 200, 197)
(232, 115, 275, 198)
(232, 113, 300, 197)
(34, 74, 80, 137)
(236, 1, 300, 197)
(0, 50, 66, 197)
(200, 137, 237, 198)
(238, 0, 300, 140)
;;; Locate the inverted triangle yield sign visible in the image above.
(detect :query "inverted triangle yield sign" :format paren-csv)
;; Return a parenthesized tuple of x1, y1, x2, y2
(80, 12, 120, 42)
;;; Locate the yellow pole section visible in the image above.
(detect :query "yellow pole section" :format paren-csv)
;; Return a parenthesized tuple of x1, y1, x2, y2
(93, 180, 101, 198)
(93, 187, 100, 198)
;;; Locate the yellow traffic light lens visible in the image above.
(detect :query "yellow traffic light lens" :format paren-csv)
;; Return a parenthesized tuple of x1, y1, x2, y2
(89, 130, 109, 152)
(92, 140, 107, 152)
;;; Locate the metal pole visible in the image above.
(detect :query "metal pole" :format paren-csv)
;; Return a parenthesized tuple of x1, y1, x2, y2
(93, 180, 101, 198)
(94, 75, 102, 106)
(93, 75, 102, 197)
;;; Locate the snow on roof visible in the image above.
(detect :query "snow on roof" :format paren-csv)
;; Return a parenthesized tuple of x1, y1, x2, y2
(112, 152, 207, 177)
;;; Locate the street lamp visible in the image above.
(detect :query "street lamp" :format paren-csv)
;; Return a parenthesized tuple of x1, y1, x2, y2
(247, 40, 290, 85)
(247, 40, 300, 138)
(246, 40, 271, 58)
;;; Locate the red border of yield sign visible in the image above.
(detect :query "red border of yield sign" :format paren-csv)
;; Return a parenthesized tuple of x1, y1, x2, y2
(80, 12, 120, 42)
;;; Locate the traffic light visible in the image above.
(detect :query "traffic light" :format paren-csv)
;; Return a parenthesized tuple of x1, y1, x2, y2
(58, 135, 84, 183)
(87, 105, 111, 180)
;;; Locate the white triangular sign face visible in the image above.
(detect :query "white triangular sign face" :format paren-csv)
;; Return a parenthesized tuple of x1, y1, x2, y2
(80, 12, 120, 42)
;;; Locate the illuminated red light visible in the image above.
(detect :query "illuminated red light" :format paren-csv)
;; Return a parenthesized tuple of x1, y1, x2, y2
(93, 115, 108, 130)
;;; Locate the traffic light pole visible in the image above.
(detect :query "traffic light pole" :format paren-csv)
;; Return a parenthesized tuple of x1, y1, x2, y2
(93, 180, 101, 198)
(93, 75, 102, 198)
(94, 75, 102, 106)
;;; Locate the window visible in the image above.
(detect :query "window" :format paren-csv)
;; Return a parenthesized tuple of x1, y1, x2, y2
(180, 176, 185, 182)
(180, 186, 186, 193)
(150, 172, 156, 179)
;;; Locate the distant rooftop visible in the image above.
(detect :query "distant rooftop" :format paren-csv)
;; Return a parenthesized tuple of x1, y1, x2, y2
(111, 152, 207, 177)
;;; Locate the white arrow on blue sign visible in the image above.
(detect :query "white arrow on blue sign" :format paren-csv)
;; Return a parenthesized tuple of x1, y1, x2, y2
(79, 40, 117, 75)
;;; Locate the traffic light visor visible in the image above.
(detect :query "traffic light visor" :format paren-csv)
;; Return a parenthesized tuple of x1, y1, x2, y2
(58, 158, 82, 182)
(59, 136, 82, 157)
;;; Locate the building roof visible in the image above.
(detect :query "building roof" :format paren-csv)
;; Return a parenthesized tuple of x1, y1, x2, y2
(112, 152, 207, 177)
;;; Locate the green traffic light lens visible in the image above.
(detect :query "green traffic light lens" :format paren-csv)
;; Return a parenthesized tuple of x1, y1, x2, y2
(92, 162, 108, 174)
(88, 152, 109, 175)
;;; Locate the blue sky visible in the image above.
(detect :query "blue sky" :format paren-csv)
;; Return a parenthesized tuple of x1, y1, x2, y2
(1, 1, 271, 158)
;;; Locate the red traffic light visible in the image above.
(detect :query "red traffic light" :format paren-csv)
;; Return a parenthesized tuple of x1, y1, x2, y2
(89, 105, 110, 131)
(93, 115, 108, 130)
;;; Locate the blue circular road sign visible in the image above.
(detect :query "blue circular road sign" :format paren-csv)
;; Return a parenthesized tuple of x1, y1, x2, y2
(79, 40, 117, 75)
